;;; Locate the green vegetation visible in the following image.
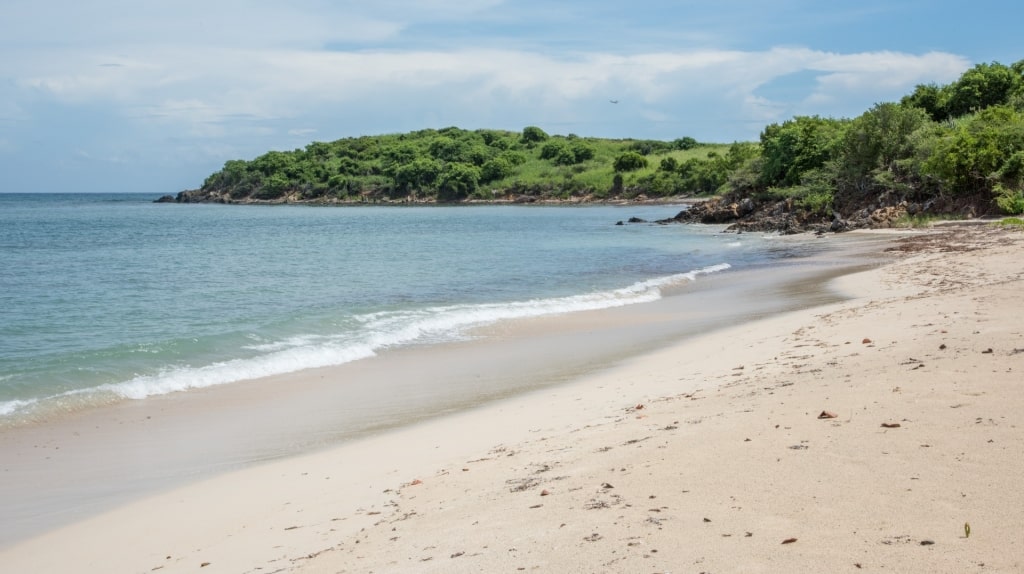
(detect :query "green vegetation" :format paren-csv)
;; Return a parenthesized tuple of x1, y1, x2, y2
(194, 125, 734, 203)
(996, 217, 1024, 228)
(893, 213, 961, 228)
(191, 58, 1024, 217)
(725, 58, 1024, 219)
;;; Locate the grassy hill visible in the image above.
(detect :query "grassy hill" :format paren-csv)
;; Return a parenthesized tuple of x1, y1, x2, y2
(179, 127, 747, 204)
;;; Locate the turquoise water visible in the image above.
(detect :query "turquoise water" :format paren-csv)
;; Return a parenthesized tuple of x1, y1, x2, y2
(0, 194, 788, 423)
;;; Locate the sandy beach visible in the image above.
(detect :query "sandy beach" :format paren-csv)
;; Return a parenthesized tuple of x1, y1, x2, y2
(2, 223, 1022, 573)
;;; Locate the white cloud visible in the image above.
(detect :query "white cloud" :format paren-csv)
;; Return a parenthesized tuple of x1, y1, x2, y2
(5, 42, 970, 146)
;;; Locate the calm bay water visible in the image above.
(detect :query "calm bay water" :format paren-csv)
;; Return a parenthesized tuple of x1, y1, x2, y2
(0, 194, 794, 424)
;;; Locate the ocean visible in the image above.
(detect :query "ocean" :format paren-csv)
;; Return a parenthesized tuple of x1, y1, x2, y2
(0, 193, 795, 425)
(2, 192, 880, 544)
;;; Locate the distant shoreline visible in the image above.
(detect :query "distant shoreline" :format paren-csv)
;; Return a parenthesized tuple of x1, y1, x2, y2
(157, 191, 710, 207)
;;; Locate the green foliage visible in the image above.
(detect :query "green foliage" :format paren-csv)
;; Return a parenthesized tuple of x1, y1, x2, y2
(628, 140, 674, 155)
(893, 213, 958, 228)
(760, 116, 848, 187)
(428, 137, 469, 162)
(437, 162, 480, 201)
(834, 103, 932, 201)
(520, 126, 549, 145)
(499, 150, 528, 166)
(996, 217, 1024, 228)
(395, 158, 441, 193)
(571, 141, 596, 162)
(995, 185, 1024, 214)
(539, 138, 597, 166)
(995, 150, 1024, 213)
(674, 136, 699, 150)
(761, 166, 835, 215)
(540, 140, 569, 161)
(791, 167, 836, 213)
(255, 173, 291, 199)
(923, 106, 1024, 195)
(944, 62, 1021, 118)
(901, 83, 946, 121)
(480, 157, 514, 183)
(613, 152, 649, 172)
(903, 61, 1024, 122)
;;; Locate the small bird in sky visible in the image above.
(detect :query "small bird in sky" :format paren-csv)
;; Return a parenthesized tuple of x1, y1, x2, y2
(609, 99, 619, 104)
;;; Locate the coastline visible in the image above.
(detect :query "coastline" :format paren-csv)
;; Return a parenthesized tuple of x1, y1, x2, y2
(3, 224, 1022, 572)
(0, 229, 882, 546)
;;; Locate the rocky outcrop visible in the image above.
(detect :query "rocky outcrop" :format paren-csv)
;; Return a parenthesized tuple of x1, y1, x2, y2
(655, 195, 923, 234)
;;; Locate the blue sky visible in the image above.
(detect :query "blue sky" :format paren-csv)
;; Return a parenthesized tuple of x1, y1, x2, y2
(0, 1, 1019, 194)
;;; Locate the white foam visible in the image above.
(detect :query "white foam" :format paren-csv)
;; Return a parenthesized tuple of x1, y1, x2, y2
(0, 398, 37, 417)
(355, 263, 731, 347)
(90, 342, 378, 400)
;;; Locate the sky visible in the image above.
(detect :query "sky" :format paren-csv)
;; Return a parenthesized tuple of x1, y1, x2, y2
(1, 1, 1020, 194)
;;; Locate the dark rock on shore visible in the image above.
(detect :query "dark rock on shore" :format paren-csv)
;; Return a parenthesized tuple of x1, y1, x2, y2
(655, 193, 924, 234)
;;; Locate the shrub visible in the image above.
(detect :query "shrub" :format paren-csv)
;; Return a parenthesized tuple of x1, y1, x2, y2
(540, 140, 568, 161)
(659, 157, 679, 172)
(613, 152, 649, 172)
(521, 126, 549, 145)
(674, 136, 699, 150)
(437, 162, 480, 201)
(995, 184, 1024, 214)
(571, 142, 596, 162)
(480, 157, 514, 183)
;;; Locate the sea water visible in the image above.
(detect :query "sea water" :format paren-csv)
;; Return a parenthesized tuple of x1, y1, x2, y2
(0, 193, 808, 425)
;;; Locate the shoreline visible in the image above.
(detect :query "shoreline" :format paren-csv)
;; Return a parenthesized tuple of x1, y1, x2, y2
(0, 232, 886, 547)
(4, 224, 1022, 572)
(0, 231, 886, 548)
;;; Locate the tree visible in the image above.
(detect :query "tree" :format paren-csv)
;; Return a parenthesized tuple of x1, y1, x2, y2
(923, 105, 1024, 196)
(760, 116, 847, 187)
(944, 62, 1021, 118)
(901, 83, 946, 121)
(203, 159, 248, 190)
(836, 103, 932, 198)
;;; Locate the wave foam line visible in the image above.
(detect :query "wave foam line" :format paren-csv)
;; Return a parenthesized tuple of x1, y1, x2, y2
(2, 263, 730, 415)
